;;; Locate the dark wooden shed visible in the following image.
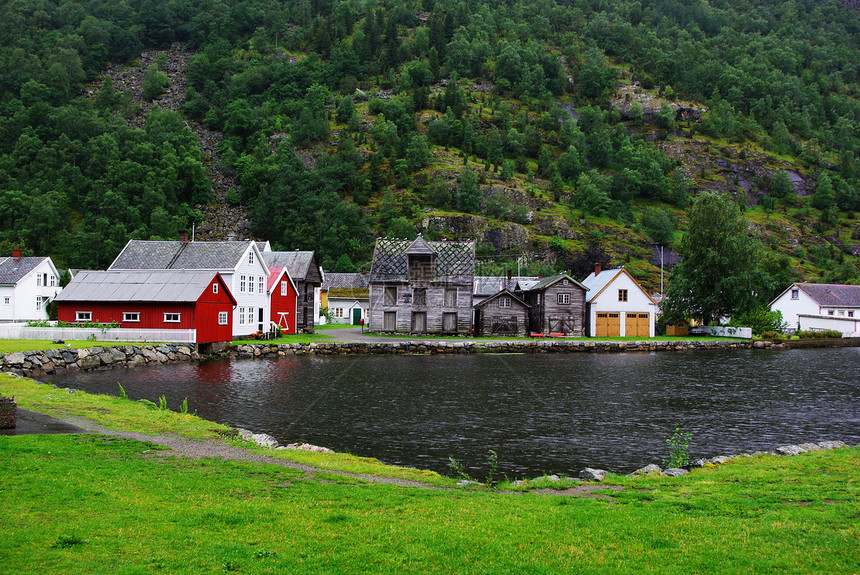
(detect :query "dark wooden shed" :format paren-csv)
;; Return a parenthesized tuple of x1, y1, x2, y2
(474, 290, 531, 337)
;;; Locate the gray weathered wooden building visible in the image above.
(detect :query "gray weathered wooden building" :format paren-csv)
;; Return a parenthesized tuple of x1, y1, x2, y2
(473, 289, 531, 337)
(368, 236, 475, 334)
(517, 273, 588, 336)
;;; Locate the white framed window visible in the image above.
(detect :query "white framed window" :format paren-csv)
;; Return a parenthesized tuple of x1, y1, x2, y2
(76, 311, 92, 322)
(164, 313, 181, 323)
(827, 310, 835, 316)
(123, 312, 140, 322)
(248, 275, 255, 293)
(240, 275, 246, 292)
(35, 297, 42, 311)
(50, 275, 56, 287)
(281, 281, 288, 296)
(239, 307, 245, 325)
(838, 310, 846, 316)
(218, 311, 228, 325)
(849, 311, 855, 318)
(258, 276, 265, 293)
(558, 293, 570, 305)
(791, 289, 799, 300)
(499, 297, 511, 308)
(212, 283, 219, 294)
(334, 308, 344, 318)
(249, 251, 255, 265)
(36, 275, 42, 286)
(3, 297, 9, 305)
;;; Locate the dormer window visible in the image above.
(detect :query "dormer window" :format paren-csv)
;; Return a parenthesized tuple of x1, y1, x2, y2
(408, 255, 433, 281)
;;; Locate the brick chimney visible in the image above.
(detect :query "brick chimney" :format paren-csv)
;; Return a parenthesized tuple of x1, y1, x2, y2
(507, 269, 512, 281)
(594, 262, 602, 276)
(178, 230, 188, 242)
(12, 248, 20, 259)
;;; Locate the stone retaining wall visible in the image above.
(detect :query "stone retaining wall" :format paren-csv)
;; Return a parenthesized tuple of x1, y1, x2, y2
(1, 344, 199, 377)
(225, 338, 757, 359)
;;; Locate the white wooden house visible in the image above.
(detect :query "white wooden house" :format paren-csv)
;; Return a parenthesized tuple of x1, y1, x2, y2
(769, 282, 860, 336)
(0, 250, 62, 322)
(580, 264, 657, 338)
(109, 240, 270, 337)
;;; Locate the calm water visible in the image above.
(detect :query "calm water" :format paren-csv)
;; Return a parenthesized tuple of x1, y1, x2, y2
(41, 348, 859, 477)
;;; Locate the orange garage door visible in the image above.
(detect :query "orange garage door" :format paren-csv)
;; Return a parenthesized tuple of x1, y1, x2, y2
(625, 312, 650, 337)
(595, 312, 621, 337)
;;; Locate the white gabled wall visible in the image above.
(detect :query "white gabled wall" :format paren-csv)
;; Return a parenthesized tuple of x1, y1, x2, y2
(770, 286, 822, 330)
(227, 243, 271, 337)
(587, 271, 657, 337)
(0, 258, 62, 322)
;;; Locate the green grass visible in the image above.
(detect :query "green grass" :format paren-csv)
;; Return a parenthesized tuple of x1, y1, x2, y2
(0, 340, 152, 353)
(315, 323, 359, 330)
(230, 333, 334, 346)
(0, 429, 856, 573)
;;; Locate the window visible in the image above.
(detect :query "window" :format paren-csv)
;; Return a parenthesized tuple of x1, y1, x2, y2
(249, 251, 254, 265)
(76, 311, 92, 322)
(384, 286, 397, 306)
(791, 289, 799, 300)
(35, 297, 41, 311)
(444, 287, 457, 307)
(258, 276, 265, 294)
(36, 275, 42, 286)
(499, 297, 511, 308)
(212, 283, 219, 294)
(334, 308, 344, 318)
(239, 307, 245, 325)
(164, 313, 181, 323)
(218, 311, 228, 325)
(413, 288, 426, 306)
(123, 312, 140, 322)
(849, 311, 855, 318)
(240, 275, 246, 292)
(827, 310, 835, 316)
(281, 281, 289, 296)
(3, 297, 9, 305)
(49, 275, 56, 287)
(838, 310, 846, 316)
(618, 289, 628, 302)
(557, 293, 570, 305)
(248, 275, 255, 293)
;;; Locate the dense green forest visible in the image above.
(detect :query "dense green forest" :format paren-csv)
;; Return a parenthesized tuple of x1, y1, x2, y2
(1, 0, 858, 307)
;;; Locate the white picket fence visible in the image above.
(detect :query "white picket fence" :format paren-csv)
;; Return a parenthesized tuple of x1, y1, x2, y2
(0, 323, 195, 344)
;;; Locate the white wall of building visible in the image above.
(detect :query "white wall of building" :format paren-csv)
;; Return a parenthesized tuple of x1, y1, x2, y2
(797, 314, 860, 337)
(226, 244, 270, 337)
(587, 271, 657, 337)
(0, 259, 61, 322)
(769, 287, 822, 330)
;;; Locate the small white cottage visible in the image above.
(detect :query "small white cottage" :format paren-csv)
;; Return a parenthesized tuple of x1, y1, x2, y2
(580, 264, 658, 338)
(0, 250, 62, 322)
(769, 282, 860, 336)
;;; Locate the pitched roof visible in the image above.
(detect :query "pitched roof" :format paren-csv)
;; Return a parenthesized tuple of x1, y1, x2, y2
(793, 283, 860, 308)
(263, 251, 317, 282)
(521, 273, 588, 293)
(0, 257, 48, 285)
(473, 276, 537, 296)
(474, 289, 530, 309)
(54, 270, 236, 304)
(580, 268, 657, 304)
(109, 240, 257, 271)
(322, 273, 369, 291)
(370, 238, 475, 283)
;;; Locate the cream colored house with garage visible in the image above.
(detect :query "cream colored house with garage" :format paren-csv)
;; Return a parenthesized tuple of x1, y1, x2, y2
(580, 264, 657, 338)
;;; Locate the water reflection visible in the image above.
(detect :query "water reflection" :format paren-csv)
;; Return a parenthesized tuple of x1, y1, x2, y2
(41, 347, 860, 477)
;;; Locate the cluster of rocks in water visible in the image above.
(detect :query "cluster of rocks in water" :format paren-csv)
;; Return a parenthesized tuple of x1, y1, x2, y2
(1, 345, 199, 377)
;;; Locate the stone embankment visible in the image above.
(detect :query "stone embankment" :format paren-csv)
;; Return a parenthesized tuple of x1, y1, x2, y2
(226, 338, 756, 359)
(1, 345, 198, 378)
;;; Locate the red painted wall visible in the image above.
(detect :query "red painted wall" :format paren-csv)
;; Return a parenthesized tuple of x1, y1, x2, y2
(270, 272, 298, 335)
(57, 275, 236, 343)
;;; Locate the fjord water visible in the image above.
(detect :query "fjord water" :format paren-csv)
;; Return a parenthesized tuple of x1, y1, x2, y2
(43, 347, 859, 477)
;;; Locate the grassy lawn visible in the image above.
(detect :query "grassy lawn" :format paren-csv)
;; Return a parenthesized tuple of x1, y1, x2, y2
(0, 340, 152, 354)
(229, 333, 334, 346)
(315, 324, 359, 330)
(1, 375, 858, 574)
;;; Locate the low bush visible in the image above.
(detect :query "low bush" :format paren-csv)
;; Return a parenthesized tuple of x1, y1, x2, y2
(796, 329, 843, 339)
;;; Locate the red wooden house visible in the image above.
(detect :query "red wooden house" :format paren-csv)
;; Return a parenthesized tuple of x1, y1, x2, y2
(54, 270, 236, 344)
(267, 267, 298, 334)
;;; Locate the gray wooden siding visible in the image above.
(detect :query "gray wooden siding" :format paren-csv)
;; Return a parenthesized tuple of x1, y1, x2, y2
(522, 283, 586, 335)
(476, 299, 530, 337)
(369, 282, 472, 333)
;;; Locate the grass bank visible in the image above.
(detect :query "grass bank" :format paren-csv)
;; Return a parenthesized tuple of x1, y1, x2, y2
(0, 339, 150, 353)
(1, 375, 857, 574)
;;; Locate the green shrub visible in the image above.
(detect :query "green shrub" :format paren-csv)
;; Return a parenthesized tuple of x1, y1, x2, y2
(796, 329, 843, 339)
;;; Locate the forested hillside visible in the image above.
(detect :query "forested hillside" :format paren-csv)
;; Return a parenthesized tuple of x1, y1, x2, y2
(1, 0, 858, 299)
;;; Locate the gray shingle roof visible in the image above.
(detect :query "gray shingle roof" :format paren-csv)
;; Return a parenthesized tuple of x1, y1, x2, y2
(797, 283, 860, 308)
(109, 240, 254, 270)
(322, 273, 369, 290)
(0, 257, 49, 285)
(522, 273, 588, 293)
(370, 238, 475, 284)
(54, 270, 232, 303)
(474, 289, 530, 309)
(263, 251, 316, 281)
(474, 276, 537, 296)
